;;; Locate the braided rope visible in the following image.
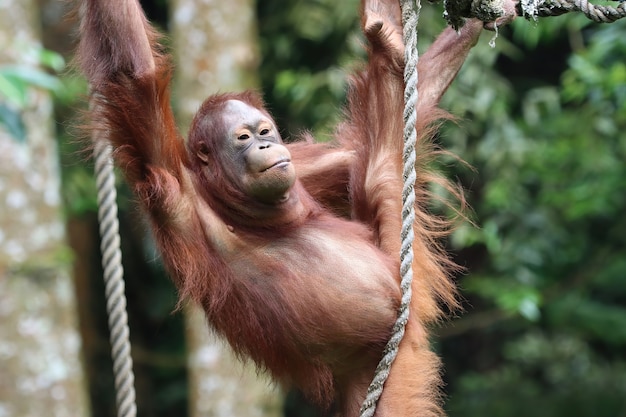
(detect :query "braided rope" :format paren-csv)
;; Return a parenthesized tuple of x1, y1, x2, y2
(93, 139, 137, 417)
(519, 0, 626, 21)
(443, 0, 625, 27)
(359, 0, 421, 415)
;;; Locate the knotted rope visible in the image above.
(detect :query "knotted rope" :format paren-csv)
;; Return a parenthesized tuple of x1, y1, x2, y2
(518, 0, 626, 22)
(359, 0, 421, 415)
(443, 0, 626, 27)
(93, 138, 137, 417)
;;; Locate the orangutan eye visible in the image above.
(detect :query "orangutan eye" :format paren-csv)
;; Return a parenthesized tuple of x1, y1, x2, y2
(260, 128, 270, 136)
(238, 134, 250, 140)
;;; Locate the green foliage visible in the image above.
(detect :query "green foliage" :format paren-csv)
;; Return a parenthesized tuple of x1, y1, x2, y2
(562, 24, 626, 115)
(256, 0, 361, 137)
(464, 275, 542, 320)
(0, 46, 65, 142)
(439, 18, 626, 417)
(449, 332, 626, 417)
(54, 71, 96, 217)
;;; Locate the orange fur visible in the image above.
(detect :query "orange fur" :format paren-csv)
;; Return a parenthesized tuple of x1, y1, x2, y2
(76, 0, 483, 415)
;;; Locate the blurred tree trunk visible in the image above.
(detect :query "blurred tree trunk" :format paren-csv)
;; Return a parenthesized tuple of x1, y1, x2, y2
(169, 1, 282, 416)
(0, 0, 90, 416)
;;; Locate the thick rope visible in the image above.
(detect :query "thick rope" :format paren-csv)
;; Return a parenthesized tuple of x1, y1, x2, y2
(443, 0, 626, 25)
(518, 0, 626, 21)
(93, 139, 137, 417)
(359, 0, 421, 415)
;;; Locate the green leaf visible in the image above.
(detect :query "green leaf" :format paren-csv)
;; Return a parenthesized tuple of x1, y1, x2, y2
(0, 102, 26, 142)
(37, 49, 65, 72)
(0, 73, 27, 107)
(0, 65, 62, 92)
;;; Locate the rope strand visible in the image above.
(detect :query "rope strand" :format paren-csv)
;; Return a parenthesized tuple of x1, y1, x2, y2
(93, 139, 137, 417)
(518, 0, 626, 22)
(359, 0, 421, 415)
(443, 0, 626, 24)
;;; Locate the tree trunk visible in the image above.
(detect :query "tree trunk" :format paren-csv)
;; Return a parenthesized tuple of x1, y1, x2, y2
(0, 0, 90, 416)
(169, 0, 282, 416)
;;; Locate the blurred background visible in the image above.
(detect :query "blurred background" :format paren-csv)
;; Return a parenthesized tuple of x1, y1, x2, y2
(0, 0, 625, 416)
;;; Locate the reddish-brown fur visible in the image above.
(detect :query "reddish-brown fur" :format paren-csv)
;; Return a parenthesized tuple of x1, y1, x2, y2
(76, 0, 497, 415)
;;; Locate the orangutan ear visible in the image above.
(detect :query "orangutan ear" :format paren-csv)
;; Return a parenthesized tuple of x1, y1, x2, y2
(196, 143, 210, 164)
